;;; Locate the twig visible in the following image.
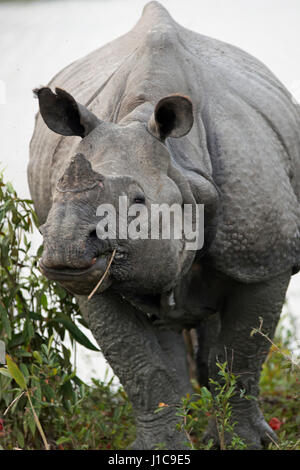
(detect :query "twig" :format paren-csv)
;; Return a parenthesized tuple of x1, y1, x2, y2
(3, 391, 26, 416)
(26, 390, 50, 450)
(266, 432, 281, 450)
(251, 318, 300, 371)
(183, 412, 194, 450)
(4, 390, 50, 450)
(88, 249, 116, 300)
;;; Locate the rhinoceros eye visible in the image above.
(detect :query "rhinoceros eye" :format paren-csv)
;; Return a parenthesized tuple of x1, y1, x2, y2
(133, 194, 146, 205)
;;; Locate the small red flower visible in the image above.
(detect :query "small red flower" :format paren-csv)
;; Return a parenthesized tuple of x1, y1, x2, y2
(269, 417, 282, 431)
(0, 419, 4, 436)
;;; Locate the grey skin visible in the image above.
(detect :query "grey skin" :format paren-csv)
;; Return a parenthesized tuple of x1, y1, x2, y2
(28, 1, 300, 449)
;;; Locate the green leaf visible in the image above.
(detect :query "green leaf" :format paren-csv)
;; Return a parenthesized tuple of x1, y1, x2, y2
(16, 428, 25, 448)
(36, 244, 44, 258)
(33, 350, 43, 364)
(56, 436, 72, 445)
(5, 181, 15, 194)
(8, 332, 25, 349)
(40, 293, 48, 309)
(24, 319, 35, 344)
(31, 377, 42, 415)
(47, 334, 54, 352)
(0, 303, 12, 339)
(201, 387, 212, 399)
(0, 367, 12, 379)
(51, 315, 99, 351)
(27, 411, 36, 437)
(6, 355, 27, 390)
(42, 383, 56, 402)
(19, 363, 30, 380)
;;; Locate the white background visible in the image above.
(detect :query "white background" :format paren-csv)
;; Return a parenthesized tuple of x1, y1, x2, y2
(1, 0, 299, 382)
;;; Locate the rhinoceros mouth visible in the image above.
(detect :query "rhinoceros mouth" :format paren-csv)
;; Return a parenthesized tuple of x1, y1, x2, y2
(39, 253, 112, 282)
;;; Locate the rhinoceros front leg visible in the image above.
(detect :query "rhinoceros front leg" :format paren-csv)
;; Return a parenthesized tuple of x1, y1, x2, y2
(203, 270, 291, 449)
(76, 292, 188, 450)
(155, 328, 193, 397)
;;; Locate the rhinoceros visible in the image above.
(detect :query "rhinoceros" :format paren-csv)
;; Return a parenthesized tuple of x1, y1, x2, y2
(28, 1, 300, 449)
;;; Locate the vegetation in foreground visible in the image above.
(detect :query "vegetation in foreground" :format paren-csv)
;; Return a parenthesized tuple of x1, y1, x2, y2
(173, 334, 300, 450)
(0, 173, 299, 450)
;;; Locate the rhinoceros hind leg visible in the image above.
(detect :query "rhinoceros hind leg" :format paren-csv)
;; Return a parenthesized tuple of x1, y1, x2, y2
(203, 270, 291, 449)
(196, 313, 221, 387)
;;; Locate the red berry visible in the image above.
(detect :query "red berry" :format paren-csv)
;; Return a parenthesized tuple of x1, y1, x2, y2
(269, 417, 282, 431)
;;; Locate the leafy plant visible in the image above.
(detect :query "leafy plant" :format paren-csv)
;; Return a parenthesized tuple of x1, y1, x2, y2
(156, 348, 299, 451)
(0, 172, 101, 448)
(157, 362, 248, 450)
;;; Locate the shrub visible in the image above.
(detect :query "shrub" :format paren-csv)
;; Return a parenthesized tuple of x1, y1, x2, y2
(0, 173, 135, 449)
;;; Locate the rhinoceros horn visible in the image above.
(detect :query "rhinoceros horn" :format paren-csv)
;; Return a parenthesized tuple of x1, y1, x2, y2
(57, 153, 104, 193)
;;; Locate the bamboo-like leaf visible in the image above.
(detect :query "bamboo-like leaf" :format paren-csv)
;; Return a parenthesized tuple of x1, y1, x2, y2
(0, 303, 12, 339)
(0, 367, 12, 379)
(51, 315, 99, 351)
(6, 355, 27, 390)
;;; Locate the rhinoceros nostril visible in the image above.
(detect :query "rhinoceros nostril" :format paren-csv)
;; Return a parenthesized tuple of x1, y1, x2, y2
(89, 229, 98, 241)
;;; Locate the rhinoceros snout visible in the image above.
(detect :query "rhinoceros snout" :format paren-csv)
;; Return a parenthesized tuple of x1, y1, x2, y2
(40, 224, 110, 272)
(39, 224, 114, 295)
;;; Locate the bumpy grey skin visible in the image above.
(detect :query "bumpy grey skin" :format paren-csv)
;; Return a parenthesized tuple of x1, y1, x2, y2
(28, 2, 300, 449)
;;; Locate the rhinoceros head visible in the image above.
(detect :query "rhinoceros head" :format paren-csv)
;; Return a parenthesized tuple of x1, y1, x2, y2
(36, 87, 204, 299)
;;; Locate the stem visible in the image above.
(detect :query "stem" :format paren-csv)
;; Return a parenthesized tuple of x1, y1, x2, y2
(252, 319, 300, 371)
(266, 432, 281, 450)
(3, 391, 26, 416)
(183, 411, 194, 449)
(26, 391, 50, 450)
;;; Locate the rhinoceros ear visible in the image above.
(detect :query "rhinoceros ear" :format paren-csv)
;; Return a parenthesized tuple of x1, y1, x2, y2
(148, 94, 194, 140)
(34, 87, 101, 138)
